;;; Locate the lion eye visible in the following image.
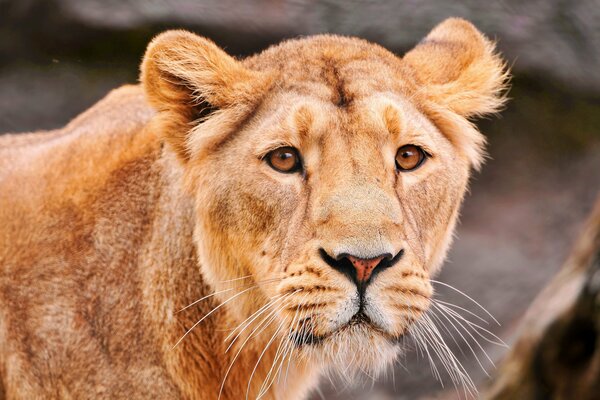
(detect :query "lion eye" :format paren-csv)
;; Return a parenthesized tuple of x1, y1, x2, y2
(395, 145, 426, 171)
(266, 146, 302, 173)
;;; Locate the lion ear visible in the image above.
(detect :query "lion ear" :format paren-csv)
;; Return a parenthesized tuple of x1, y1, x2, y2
(141, 30, 269, 161)
(403, 18, 509, 118)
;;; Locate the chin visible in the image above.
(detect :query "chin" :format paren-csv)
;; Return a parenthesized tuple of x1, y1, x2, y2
(293, 317, 403, 381)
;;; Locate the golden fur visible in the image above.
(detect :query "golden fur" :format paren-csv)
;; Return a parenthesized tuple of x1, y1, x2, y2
(0, 18, 508, 399)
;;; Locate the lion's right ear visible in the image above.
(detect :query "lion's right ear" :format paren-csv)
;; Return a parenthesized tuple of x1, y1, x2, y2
(141, 30, 269, 161)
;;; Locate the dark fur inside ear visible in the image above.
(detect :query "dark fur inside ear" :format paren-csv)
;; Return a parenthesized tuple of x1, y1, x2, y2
(163, 68, 218, 116)
(190, 97, 218, 122)
(152, 68, 219, 126)
(140, 30, 271, 161)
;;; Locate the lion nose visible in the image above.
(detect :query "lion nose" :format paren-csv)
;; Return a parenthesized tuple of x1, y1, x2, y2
(345, 255, 385, 283)
(319, 249, 403, 287)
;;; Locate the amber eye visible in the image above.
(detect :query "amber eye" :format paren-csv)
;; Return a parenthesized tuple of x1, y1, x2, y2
(395, 145, 426, 171)
(266, 146, 302, 173)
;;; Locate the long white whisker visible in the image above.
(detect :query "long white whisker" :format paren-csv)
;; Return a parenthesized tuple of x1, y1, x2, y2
(218, 292, 295, 400)
(264, 291, 311, 396)
(314, 386, 326, 400)
(421, 319, 457, 386)
(282, 292, 310, 386)
(410, 314, 442, 383)
(425, 314, 470, 390)
(224, 293, 285, 351)
(258, 331, 289, 398)
(430, 279, 499, 325)
(220, 274, 254, 283)
(283, 292, 311, 387)
(428, 306, 468, 358)
(437, 303, 507, 348)
(422, 314, 476, 397)
(177, 287, 236, 313)
(416, 312, 463, 389)
(178, 277, 281, 313)
(258, 297, 306, 399)
(432, 303, 491, 377)
(173, 285, 261, 349)
(246, 318, 288, 400)
(434, 299, 489, 325)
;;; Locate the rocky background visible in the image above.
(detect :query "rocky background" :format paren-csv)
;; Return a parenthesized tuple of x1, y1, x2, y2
(1, 1, 599, 399)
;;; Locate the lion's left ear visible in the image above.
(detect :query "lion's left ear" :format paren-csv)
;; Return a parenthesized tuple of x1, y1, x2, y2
(141, 30, 271, 162)
(403, 18, 509, 118)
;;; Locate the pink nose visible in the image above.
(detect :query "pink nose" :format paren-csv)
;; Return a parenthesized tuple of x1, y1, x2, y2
(346, 255, 387, 283)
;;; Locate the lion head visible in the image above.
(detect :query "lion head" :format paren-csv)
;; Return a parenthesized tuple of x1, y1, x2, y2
(141, 18, 508, 380)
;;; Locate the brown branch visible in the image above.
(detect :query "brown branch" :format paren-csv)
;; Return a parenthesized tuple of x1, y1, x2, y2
(485, 196, 600, 399)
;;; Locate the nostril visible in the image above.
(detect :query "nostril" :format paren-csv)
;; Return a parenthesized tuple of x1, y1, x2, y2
(319, 248, 356, 285)
(319, 248, 352, 272)
(319, 248, 404, 287)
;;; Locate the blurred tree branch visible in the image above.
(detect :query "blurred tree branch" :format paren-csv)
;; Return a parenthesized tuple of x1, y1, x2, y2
(485, 197, 600, 399)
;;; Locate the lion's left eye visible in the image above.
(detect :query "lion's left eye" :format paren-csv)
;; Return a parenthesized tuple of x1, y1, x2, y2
(395, 145, 426, 172)
(266, 146, 302, 173)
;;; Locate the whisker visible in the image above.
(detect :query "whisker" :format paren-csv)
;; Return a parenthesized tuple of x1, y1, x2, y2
(409, 314, 442, 383)
(217, 292, 295, 400)
(177, 287, 236, 314)
(247, 291, 308, 399)
(258, 332, 289, 398)
(246, 318, 288, 400)
(433, 299, 489, 325)
(415, 311, 463, 391)
(432, 303, 492, 377)
(224, 293, 285, 351)
(430, 279, 500, 325)
(259, 305, 301, 397)
(281, 292, 314, 390)
(314, 386, 326, 400)
(436, 303, 507, 348)
(282, 292, 311, 386)
(265, 292, 312, 396)
(178, 277, 282, 313)
(172, 284, 262, 349)
(421, 313, 477, 397)
(219, 274, 255, 283)
(421, 321, 457, 387)
(428, 306, 469, 358)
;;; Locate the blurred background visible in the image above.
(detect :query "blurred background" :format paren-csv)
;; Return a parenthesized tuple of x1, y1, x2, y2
(1, 1, 599, 398)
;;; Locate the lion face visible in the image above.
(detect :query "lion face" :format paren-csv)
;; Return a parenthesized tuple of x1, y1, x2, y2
(142, 19, 507, 377)
(194, 92, 468, 371)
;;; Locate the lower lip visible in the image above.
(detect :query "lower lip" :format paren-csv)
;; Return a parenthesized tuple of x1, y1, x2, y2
(290, 313, 382, 347)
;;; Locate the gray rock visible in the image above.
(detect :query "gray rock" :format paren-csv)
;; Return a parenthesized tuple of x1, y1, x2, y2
(2, 0, 599, 93)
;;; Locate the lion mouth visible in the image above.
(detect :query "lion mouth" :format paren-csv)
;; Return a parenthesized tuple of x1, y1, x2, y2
(289, 312, 391, 347)
(346, 311, 373, 326)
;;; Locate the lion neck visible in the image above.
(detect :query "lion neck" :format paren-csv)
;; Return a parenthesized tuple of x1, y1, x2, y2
(137, 147, 320, 400)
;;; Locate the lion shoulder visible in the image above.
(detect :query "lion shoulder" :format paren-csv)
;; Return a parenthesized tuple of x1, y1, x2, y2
(0, 84, 158, 183)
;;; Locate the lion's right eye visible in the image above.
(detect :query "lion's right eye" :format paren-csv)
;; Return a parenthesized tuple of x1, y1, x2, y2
(266, 147, 302, 173)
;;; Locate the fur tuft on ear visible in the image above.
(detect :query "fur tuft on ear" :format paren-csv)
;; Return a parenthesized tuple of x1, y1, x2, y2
(141, 30, 271, 161)
(403, 18, 510, 119)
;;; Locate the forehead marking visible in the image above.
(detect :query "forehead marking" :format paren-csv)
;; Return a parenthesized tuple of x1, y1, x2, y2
(383, 105, 401, 137)
(320, 59, 352, 108)
(294, 106, 314, 138)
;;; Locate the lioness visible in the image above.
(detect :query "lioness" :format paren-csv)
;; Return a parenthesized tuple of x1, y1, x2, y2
(0, 18, 508, 399)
